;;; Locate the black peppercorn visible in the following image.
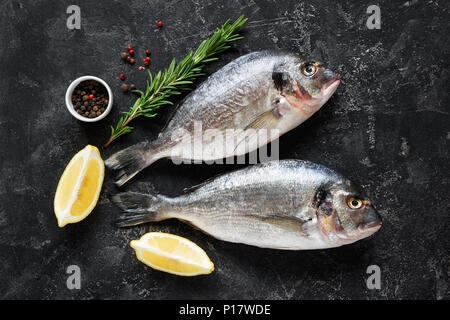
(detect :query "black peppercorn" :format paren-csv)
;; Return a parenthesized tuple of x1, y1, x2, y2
(72, 79, 109, 118)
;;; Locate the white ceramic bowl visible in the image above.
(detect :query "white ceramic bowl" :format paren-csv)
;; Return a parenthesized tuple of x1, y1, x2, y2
(65, 76, 113, 122)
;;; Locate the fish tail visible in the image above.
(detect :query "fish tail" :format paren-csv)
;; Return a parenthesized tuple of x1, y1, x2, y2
(105, 141, 161, 187)
(111, 192, 171, 227)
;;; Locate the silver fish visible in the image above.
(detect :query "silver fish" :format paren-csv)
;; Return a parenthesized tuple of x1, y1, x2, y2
(106, 51, 340, 186)
(111, 160, 381, 250)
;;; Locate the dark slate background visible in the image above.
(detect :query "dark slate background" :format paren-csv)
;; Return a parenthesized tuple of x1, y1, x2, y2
(0, 0, 449, 300)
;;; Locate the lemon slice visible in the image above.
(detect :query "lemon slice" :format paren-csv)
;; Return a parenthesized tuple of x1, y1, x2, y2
(54, 145, 105, 227)
(130, 232, 214, 276)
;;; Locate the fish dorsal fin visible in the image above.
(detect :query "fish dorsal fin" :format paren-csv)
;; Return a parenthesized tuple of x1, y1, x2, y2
(182, 171, 226, 194)
(159, 93, 192, 134)
(182, 181, 209, 194)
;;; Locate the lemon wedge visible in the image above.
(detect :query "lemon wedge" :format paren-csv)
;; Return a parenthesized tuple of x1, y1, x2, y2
(130, 232, 214, 276)
(54, 145, 105, 227)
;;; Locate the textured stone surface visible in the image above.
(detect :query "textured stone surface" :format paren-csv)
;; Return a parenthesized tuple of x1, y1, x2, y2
(0, 0, 449, 299)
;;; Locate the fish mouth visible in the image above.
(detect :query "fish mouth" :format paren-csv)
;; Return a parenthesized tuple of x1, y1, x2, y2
(322, 74, 340, 93)
(358, 219, 382, 236)
(336, 212, 382, 241)
(290, 74, 340, 113)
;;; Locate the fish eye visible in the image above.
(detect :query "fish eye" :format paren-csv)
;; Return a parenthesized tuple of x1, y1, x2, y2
(302, 63, 317, 77)
(347, 197, 364, 210)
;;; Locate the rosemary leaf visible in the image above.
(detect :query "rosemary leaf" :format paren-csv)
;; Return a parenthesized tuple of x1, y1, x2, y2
(104, 15, 247, 147)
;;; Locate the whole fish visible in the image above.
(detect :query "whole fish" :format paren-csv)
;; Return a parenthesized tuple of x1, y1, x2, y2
(112, 160, 381, 250)
(106, 51, 340, 186)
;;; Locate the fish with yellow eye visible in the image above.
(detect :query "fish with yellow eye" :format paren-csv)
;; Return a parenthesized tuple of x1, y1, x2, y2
(112, 160, 381, 250)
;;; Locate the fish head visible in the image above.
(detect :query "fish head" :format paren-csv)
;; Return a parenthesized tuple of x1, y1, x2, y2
(284, 59, 340, 115)
(314, 181, 382, 245)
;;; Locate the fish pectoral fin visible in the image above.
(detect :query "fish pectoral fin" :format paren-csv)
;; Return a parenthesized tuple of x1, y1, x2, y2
(245, 108, 282, 131)
(232, 108, 283, 154)
(254, 215, 309, 236)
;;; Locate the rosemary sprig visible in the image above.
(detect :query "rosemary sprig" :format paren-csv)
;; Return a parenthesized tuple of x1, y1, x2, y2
(105, 15, 247, 147)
